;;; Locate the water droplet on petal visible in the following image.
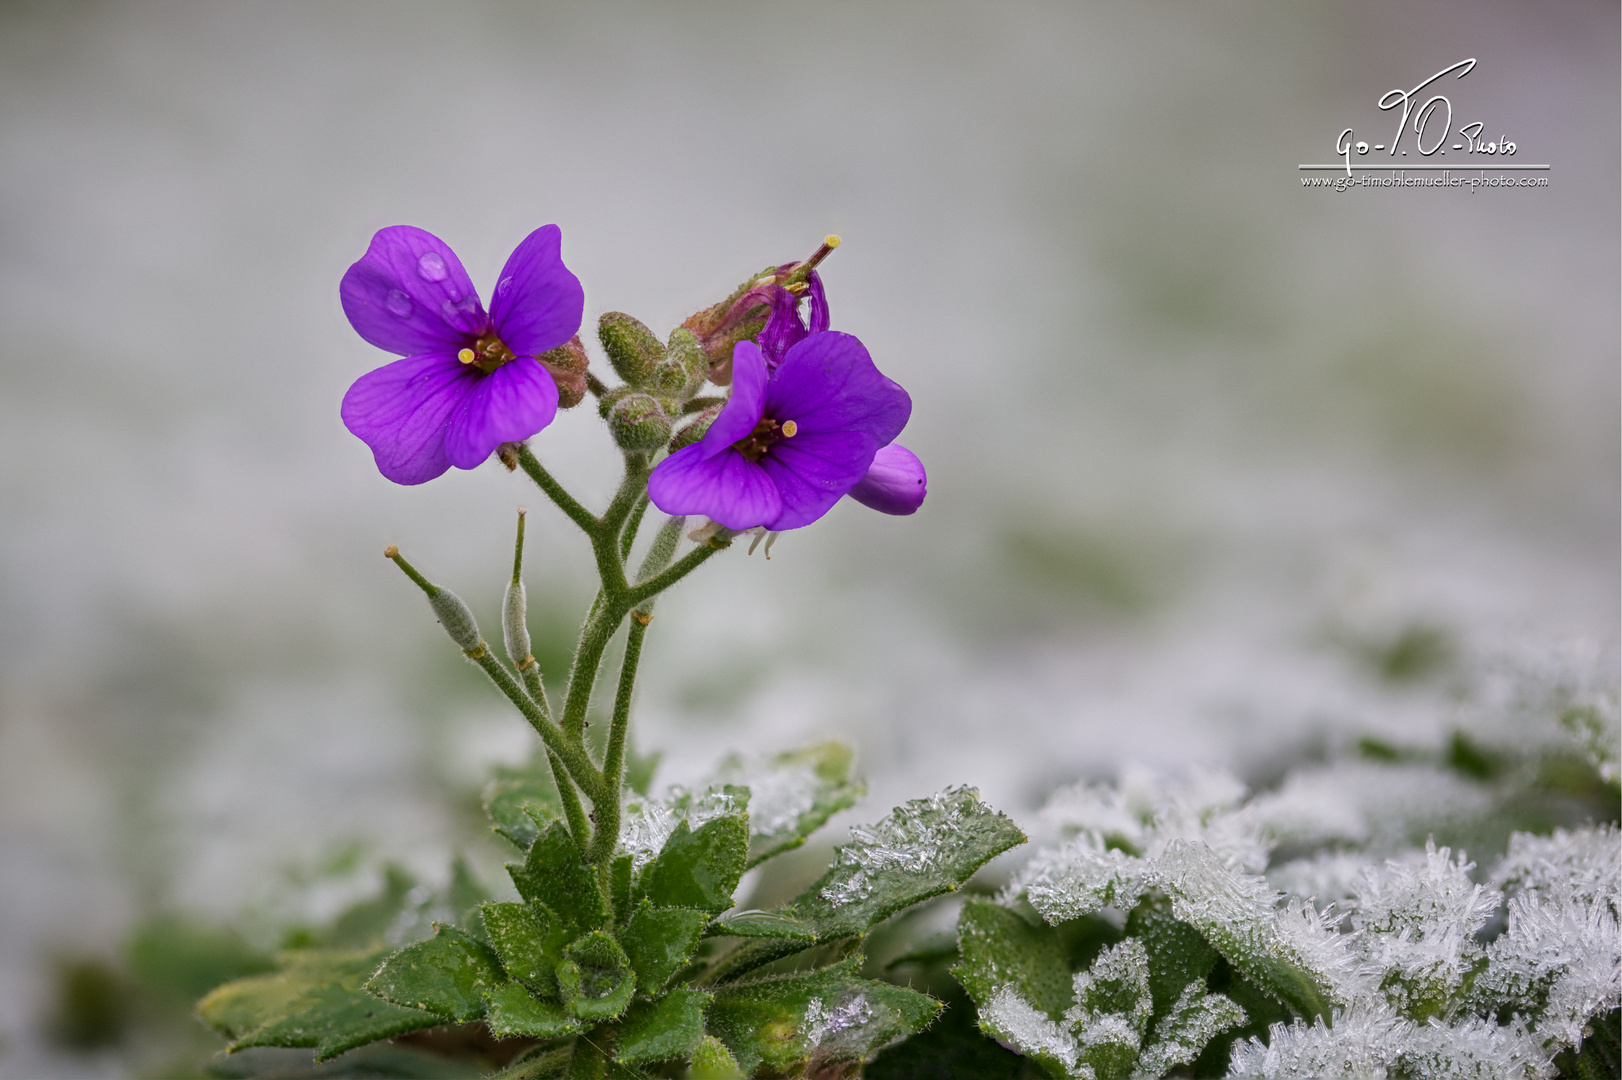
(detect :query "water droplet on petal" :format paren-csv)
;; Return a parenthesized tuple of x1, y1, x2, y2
(386, 289, 412, 317)
(496, 275, 514, 296)
(416, 252, 447, 282)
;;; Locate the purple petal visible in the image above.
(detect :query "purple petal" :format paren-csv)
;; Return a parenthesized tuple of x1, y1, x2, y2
(340, 351, 478, 485)
(846, 444, 927, 515)
(441, 357, 560, 470)
(758, 285, 807, 367)
(648, 444, 783, 530)
(697, 341, 768, 459)
(340, 227, 487, 356)
(758, 428, 880, 530)
(763, 331, 911, 446)
(488, 225, 585, 358)
(805, 271, 830, 335)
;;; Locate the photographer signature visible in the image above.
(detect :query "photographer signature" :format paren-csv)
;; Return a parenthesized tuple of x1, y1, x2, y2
(1334, 59, 1517, 175)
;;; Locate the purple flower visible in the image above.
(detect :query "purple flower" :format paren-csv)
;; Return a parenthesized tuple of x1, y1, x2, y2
(647, 332, 911, 531)
(758, 269, 829, 367)
(339, 225, 584, 485)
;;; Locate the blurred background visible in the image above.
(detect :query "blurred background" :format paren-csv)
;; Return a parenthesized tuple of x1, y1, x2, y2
(0, 2, 1615, 1075)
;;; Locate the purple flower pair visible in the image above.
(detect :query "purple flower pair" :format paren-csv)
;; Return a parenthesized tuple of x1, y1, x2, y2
(647, 277, 926, 531)
(339, 226, 583, 485)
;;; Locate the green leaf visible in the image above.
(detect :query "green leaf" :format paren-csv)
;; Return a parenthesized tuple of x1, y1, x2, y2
(706, 956, 941, 1076)
(793, 787, 1027, 942)
(639, 814, 747, 914)
(1135, 981, 1246, 1077)
(509, 821, 609, 934)
(483, 901, 570, 996)
(1125, 892, 1220, 1023)
(953, 898, 1073, 1021)
(484, 755, 564, 850)
(706, 909, 817, 942)
(619, 902, 710, 995)
(364, 924, 502, 1022)
(198, 948, 445, 1062)
(483, 980, 585, 1039)
(557, 931, 636, 1021)
(709, 743, 865, 868)
(614, 987, 711, 1063)
(687, 1034, 743, 1079)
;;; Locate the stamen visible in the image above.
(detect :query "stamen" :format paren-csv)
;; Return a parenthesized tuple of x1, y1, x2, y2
(458, 348, 476, 364)
(780, 420, 798, 437)
(763, 531, 781, 559)
(805, 234, 841, 270)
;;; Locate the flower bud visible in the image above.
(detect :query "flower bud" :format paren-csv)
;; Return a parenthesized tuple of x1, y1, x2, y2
(429, 587, 482, 652)
(668, 403, 722, 453)
(608, 393, 672, 452)
(502, 579, 531, 668)
(679, 266, 778, 385)
(537, 335, 590, 409)
(647, 328, 709, 399)
(597, 312, 665, 385)
(847, 443, 927, 515)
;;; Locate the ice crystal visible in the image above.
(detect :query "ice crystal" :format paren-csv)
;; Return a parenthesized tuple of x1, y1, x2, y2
(1010, 834, 1148, 922)
(1400, 1015, 1553, 1080)
(801, 990, 875, 1051)
(619, 783, 745, 870)
(1134, 981, 1245, 1077)
(1473, 892, 1621, 1050)
(1227, 1001, 1410, 1079)
(1269, 850, 1373, 908)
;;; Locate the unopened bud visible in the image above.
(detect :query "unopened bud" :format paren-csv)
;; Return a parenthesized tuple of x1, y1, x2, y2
(537, 335, 590, 408)
(429, 588, 482, 652)
(679, 265, 778, 385)
(608, 393, 672, 452)
(598, 312, 665, 385)
(496, 442, 525, 470)
(653, 328, 709, 397)
(668, 403, 722, 453)
(502, 579, 532, 668)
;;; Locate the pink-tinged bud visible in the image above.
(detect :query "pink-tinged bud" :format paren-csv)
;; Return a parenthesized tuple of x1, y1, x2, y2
(847, 444, 927, 515)
(537, 335, 590, 408)
(680, 266, 779, 385)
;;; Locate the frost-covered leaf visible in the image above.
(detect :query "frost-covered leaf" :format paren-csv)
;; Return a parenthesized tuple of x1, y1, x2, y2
(483, 755, 564, 851)
(976, 986, 1078, 1078)
(557, 930, 636, 1021)
(706, 908, 816, 941)
(197, 948, 444, 1062)
(1062, 940, 1152, 1080)
(619, 785, 747, 873)
(706, 956, 940, 1076)
(364, 923, 502, 1022)
(483, 980, 583, 1039)
(614, 987, 710, 1063)
(618, 901, 710, 994)
(1135, 980, 1245, 1077)
(795, 786, 1027, 941)
(1124, 892, 1220, 1022)
(1153, 839, 1352, 1021)
(954, 898, 1073, 1021)
(639, 814, 748, 914)
(1472, 892, 1621, 1051)
(708, 743, 864, 867)
(1227, 1002, 1411, 1079)
(1399, 1014, 1552, 1079)
(1492, 825, 1620, 910)
(1011, 834, 1148, 924)
(482, 901, 569, 996)
(508, 820, 608, 934)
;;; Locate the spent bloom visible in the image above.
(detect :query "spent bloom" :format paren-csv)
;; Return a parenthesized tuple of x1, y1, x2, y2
(339, 225, 584, 484)
(646, 333, 912, 531)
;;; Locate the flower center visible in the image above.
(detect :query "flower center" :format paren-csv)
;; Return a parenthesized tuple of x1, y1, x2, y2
(734, 417, 798, 462)
(456, 333, 515, 374)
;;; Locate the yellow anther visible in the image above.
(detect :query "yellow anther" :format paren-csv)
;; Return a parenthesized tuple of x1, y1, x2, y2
(780, 420, 798, 437)
(457, 347, 476, 364)
(824, 234, 841, 249)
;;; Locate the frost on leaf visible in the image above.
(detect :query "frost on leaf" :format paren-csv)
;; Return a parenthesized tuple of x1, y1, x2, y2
(708, 742, 864, 867)
(794, 785, 1026, 941)
(1269, 850, 1373, 908)
(1134, 981, 1246, 1077)
(1063, 940, 1152, 1080)
(1400, 1015, 1552, 1080)
(1491, 825, 1620, 910)
(1471, 892, 1621, 1051)
(1350, 842, 1500, 1021)
(619, 783, 747, 872)
(1227, 1001, 1411, 1079)
(1010, 835, 1148, 924)
(979, 985, 1080, 1077)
